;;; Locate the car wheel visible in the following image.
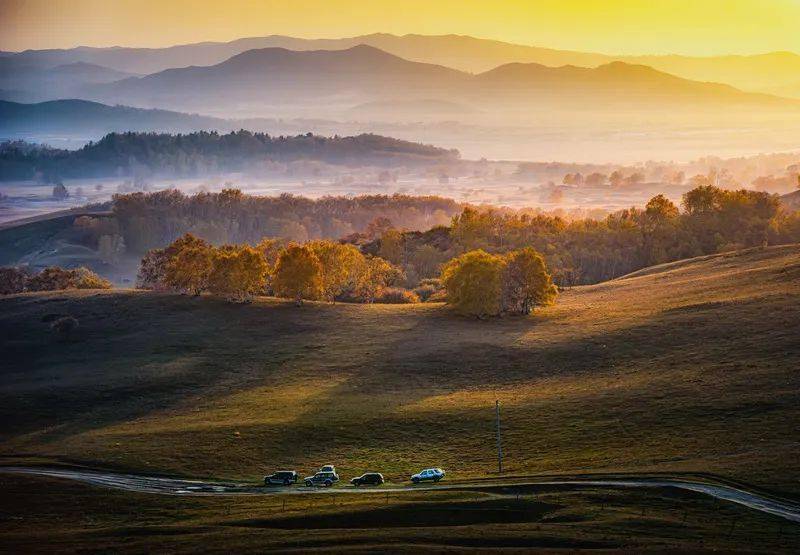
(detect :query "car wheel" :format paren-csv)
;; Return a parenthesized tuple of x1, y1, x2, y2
(412, 478, 419, 484)
(283, 479, 290, 486)
(324, 480, 332, 487)
(305, 481, 312, 487)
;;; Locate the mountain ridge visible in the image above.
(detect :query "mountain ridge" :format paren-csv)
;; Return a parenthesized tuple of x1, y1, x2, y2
(5, 33, 800, 96)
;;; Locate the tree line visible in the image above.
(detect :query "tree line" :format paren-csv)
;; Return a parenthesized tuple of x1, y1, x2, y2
(111, 189, 460, 253)
(136, 231, 558, 318)
(138, 234, 406, 304)
(362, 185, 800, 287)
(0, 130, 460, 181)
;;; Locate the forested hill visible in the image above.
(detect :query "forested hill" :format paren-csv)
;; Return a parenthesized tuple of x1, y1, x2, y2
(0, 130, 460, 181)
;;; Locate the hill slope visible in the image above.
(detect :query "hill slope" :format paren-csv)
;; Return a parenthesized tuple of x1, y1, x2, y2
(0, 99, 229, 136)
(1, 245, 799, 493)
(92, 45, 468, 110)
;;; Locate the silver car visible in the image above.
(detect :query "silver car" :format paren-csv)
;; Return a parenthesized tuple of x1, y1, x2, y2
(411, 468, 445, 483)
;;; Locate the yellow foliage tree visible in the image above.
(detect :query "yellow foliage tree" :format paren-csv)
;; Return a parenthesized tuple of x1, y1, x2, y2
(164, 244, 214, 296)
(309, 240, 366, 302)
(501, 247, 557, 314)
(355, 256, 402, 303)
(271, 243, 323, 304)
(208, 245, 269, 302)
(440, 249, 504, 317)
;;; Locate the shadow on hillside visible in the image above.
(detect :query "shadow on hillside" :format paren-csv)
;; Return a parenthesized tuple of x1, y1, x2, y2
(1, 287, 798, 476)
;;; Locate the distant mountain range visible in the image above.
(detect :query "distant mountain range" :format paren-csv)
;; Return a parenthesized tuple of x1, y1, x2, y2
(77, 45, 796, 117)
(0, 59, 136, 102)
(5, 33, 800, 97)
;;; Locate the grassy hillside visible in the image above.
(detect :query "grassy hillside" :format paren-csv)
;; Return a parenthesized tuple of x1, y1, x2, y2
(1, 245, 799, 494)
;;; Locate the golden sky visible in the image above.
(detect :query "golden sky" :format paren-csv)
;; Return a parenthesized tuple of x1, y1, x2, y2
(2, 0, 799, 55)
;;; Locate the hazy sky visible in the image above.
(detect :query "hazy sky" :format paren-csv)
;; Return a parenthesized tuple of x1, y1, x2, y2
(2, 0, 799, 55)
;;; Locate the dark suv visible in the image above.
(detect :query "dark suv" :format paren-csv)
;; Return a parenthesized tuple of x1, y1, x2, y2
(350, 473, 384, 486)
(264, 470, 298, 486)
(303, 471, 339, 487)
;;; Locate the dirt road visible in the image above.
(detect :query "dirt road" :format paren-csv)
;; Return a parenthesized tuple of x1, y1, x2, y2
(3, 466, 800, 523)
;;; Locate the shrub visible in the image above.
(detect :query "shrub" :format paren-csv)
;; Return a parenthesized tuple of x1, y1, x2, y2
(414, 277, 443, 301)
(26, 267, 75, 291)
(26, 266, 111, 292)
(374, 287, 420, 304)
(0, 267, 29, 295)
(72, 267, 113, 289)
(426, 289, 448, 303)
(413, 284, 438, 301)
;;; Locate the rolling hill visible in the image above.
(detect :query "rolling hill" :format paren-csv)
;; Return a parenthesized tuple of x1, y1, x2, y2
(1, 244, 798, 497)
(5, 33, 800, 96)
(0, 99, 229, 137)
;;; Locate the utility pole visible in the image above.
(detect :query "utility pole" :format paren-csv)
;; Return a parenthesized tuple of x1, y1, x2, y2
(495, 400, 503, 474)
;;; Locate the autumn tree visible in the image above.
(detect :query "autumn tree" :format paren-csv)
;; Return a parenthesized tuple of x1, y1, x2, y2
(136, 248, 169, 289)
(355, 256, 402, 303)
(378, 229, 405, 265)
(164, 244, 213, 296)
(309, 240, 366, 302)
(440, 250, 505, 318)
(207, 245, 268, 302)
(640, 194, 684, 265)
(138, 233, 210, 290)
(255, 237, 285, 270)
(271, 243, 323, 304)
(501, 248, 557, 314)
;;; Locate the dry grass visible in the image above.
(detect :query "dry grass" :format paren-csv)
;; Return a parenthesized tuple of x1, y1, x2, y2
(1, 244, 799, 497)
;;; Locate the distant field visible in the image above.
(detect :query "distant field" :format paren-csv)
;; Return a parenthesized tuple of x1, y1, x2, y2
(1, 245, 799, 495)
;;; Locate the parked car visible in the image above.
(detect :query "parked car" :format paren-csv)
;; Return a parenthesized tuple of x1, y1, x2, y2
(411, 468, 445, 483)
(263, 470, 298, 486)
(304, 471, 339, 487)
(319, 464, 338, 478)
(350, 473, 384, 486)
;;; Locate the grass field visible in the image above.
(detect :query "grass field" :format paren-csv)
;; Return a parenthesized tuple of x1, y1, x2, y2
(3, 473, 799, 553)
(1, 244, 800, 551)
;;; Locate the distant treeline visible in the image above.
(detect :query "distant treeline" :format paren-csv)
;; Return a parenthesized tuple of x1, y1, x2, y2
(34, 185, 800, 291)
(0, 130, 460, 181)
(103, 185, 800, 289)
(355, 186, 800, 286)
(111, 189, 461, 253)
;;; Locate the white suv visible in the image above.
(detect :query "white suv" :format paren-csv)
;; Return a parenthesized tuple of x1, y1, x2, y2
(411, 468, 445, 483)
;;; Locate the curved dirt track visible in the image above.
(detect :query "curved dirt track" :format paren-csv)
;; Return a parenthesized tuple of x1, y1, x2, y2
(3, 466, 800, 523)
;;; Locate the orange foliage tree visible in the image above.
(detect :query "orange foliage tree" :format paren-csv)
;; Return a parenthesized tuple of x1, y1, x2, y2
(271, 243, 323, 304)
